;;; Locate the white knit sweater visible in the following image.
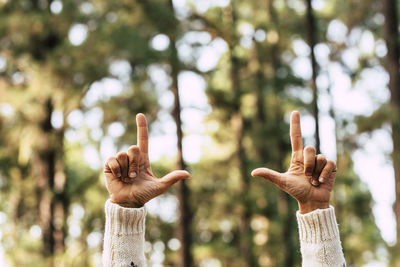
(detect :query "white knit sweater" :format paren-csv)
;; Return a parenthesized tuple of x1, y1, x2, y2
(102, 200, 147, 267)
(297, 207, 346, 267)
(102, 200, 345, 266)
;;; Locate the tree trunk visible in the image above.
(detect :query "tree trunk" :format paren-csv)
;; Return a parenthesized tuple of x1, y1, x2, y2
(232, 110, 253, 267)
(277, 109, 297, 267)
(382, 0, 400, 246)
(229, 2, 254, 262)
(327, 82, 339, 161)
(34, 98, 66, 263)
(268, 2, 297, 265)
(171, 69, 193, 267)
(53, 128, 67, 255)
(305, 0, 321, 153)
(167, 2, 193, 264)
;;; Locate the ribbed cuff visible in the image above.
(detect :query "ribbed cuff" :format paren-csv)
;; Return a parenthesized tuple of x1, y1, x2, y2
(105, 199, 146, 235)
(296, 206, 340, 244)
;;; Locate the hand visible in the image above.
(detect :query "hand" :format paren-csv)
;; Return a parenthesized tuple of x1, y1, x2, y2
(251, 111, 337, 214)
(104, 113, 190, 208)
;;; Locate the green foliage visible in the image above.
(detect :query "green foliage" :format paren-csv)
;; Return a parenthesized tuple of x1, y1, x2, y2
(0, 0, 393, 266)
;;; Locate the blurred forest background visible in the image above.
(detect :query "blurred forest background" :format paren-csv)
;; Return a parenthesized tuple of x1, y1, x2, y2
(0, 0, 399, 266)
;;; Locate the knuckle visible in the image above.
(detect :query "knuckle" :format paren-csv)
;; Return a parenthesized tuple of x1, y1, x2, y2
(129, 145, 139, 151)
(105, 157, 116, 168)
(327, 160, 335, 167)
(305, 157, 314, 164)
(130, 162, 138, 169)
(305, 146, 316, 153)
(139, 130, 149, 138)
(106, 157, 116, 163)
(292, 133, 302, 138)
(104, 164, 111, 172)
(112, 163, 120, 170)
(117, 152, 127, 159)
(128, 155, 139, 165)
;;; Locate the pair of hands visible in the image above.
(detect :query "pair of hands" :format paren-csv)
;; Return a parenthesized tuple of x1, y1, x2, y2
(104, 112, 337, 214)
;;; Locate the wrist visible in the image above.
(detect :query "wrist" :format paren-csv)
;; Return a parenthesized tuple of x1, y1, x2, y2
(110, 199, 143, 209)
(298, 201, 329, 214)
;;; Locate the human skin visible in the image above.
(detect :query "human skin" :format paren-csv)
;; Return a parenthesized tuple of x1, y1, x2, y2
(105, 111, 336, 213)
(104, 113, 190, 208)
(251, 111, 337, 214)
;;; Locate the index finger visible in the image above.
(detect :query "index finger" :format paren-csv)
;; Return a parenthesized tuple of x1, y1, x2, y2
(290, 111, 303, 153)
(136, 113, 149, 153)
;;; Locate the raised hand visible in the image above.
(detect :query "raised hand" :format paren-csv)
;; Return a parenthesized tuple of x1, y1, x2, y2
(104, 113, 190, 208)
(251, 111, 337, 214)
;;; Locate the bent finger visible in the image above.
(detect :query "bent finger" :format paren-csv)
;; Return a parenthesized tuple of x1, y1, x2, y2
(117, 152, 129, 182)
(314, 154, 327, 179)
(310, 154, 326, 186)
(105, 157, 121, 180)
(304, 146, 316, 176)
(128, 145, 140, 179)
(319, 160, 336, 183)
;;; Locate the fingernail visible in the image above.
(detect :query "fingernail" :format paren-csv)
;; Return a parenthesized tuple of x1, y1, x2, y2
(319, 177, 325, 183)
(129, 172, 137, 178)
(311, 180, 319, 186)
(117, 173, 121, 178)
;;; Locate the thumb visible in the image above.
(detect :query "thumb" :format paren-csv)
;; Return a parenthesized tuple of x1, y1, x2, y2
(251, 168, 284, 188)
(159, 170, 190, 189)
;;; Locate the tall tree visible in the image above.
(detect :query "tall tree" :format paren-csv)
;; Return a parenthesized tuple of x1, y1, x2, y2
(136, 0, 194, 264)
(382, 0, 400, 255)
(33, 98, 66, 259)
(312, 1, 388, 265)
(0, 0, 393, 265)
(0, 1, 161, 264)
(267, 2, 298, 266)
(251, 1, 299, 265)
(228, 1, 255, 265)
(167, 1, 193, 265)
(305, 0, 321, 153)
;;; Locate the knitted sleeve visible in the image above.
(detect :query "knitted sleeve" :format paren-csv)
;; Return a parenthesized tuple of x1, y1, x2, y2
(296, 206, 346, 267)
(102, 199, 147, 267)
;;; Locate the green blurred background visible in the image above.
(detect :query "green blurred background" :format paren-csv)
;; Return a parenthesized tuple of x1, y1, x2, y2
(0, 0, 399, 266)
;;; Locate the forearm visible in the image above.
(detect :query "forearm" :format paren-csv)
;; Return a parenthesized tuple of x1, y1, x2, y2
(103, 200, 147, 267)
(297, 206, 346, 267)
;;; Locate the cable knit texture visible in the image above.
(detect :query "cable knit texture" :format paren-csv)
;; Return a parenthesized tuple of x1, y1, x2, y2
(103, 201, 345, 267)
(102, 200, 147, 267)
(297, 206, 346, 267)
